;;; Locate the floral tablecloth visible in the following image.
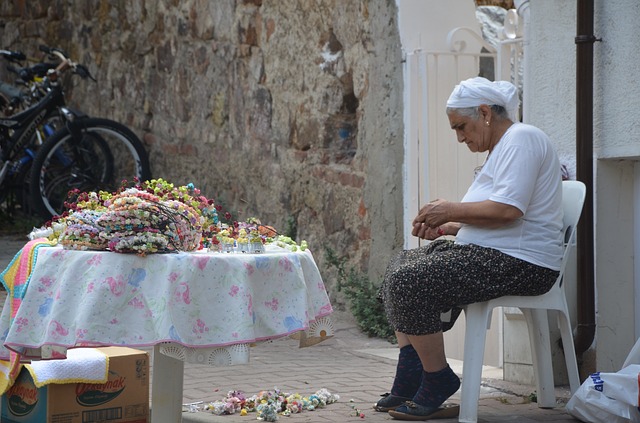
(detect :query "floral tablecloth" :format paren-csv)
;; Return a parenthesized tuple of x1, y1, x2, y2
(0, 245, 333, 360)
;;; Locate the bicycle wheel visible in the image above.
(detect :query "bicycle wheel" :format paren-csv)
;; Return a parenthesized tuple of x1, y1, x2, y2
(30, 131, 114, 218)
(0, 113, 65, 214)
(30, 117, 152, 218)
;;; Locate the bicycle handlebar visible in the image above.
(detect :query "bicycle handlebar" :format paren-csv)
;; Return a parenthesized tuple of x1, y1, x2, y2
(0, 49, 26, 63)
(6, 62, 57, 82)
(38, 44, 68, 58)
(38, 44, 96, 82)
(0, 44, 97, 109)
(2, 45, 96, 84)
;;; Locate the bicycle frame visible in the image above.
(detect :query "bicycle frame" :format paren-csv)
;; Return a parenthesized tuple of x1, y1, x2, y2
(0, 83, 67, 186)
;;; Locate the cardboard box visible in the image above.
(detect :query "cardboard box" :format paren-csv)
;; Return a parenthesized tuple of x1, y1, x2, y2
(1, 347, 149, 423)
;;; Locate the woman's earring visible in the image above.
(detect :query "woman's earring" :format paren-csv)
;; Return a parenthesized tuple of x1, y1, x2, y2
(485, 121, 490, 126)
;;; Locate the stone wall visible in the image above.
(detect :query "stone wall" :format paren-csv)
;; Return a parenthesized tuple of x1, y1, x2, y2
(0, 0, 405, 306)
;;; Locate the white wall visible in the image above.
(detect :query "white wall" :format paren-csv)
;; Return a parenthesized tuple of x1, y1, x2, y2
(527, 1, 576, 160)
(593, 1, 640, 160)
(592, 0, 640, 371)
(397, 0, 481, 52)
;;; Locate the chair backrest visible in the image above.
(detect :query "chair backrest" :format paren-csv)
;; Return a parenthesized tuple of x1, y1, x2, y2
(558, 180, 587, 280)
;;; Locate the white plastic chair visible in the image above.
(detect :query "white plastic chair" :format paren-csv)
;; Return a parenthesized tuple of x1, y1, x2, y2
(458, 180, 586, 423)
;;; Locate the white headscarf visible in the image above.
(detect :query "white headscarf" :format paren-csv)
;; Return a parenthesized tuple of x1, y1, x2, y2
(446, 77, 519, 122)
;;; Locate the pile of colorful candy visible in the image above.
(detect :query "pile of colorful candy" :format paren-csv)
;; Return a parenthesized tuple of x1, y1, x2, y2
(57, 210, 107, 250)
(204, 388, 339, 421)
(30, 178, 308, 256)
(96, 187, 204, 253)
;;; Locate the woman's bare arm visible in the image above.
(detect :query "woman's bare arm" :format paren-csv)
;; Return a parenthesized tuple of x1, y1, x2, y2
(413, 199, 522, 230)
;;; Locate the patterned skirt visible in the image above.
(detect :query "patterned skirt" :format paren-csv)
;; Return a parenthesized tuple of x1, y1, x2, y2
(378, 239, 559, 335)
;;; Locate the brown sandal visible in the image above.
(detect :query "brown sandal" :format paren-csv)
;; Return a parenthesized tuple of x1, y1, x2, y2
(388, 402, 460, 420)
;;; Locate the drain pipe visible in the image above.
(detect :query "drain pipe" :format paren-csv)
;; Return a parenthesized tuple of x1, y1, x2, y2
(574, 0, 598, 356)
(514, 0, 530, 121)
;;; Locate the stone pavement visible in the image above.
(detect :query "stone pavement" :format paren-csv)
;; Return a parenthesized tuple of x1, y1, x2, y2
(175, 311, 579, 423)
(0, 235, 581, 422)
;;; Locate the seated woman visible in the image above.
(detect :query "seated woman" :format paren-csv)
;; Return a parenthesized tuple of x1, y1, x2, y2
(376, 77, 563, 420)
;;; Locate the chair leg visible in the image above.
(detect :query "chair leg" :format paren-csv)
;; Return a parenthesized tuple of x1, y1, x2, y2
(556, 310, 581, 393)
(523, 308, 556, 408)
(459, 303, 492, 423)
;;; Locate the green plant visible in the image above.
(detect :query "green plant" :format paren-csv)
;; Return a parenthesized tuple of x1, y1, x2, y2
(324, 246, 395, 342)
(284, 215, 297, 240)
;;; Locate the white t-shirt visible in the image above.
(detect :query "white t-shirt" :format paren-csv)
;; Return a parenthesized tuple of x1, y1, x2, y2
(455, 123, 563, 271)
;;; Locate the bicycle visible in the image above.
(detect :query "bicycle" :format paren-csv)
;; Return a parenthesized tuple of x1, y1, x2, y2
(0, 48, 63, 215)
(0, 45, 152, 219)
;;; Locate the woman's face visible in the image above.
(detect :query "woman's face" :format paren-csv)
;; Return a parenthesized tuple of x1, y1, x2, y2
(447, 110, 489, 153)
